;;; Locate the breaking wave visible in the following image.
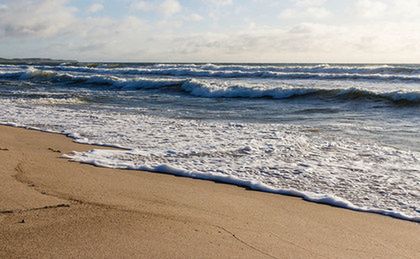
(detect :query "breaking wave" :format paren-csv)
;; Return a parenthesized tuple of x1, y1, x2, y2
(1, 68, 419, 105)
(182, 80, 420, 105)
(49, 63, 420, 76)
(4, 64, 420, 82)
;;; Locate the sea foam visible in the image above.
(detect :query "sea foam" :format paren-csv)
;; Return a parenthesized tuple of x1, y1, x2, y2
(1, 100, 419, 222)
(1, 63, 419, 222)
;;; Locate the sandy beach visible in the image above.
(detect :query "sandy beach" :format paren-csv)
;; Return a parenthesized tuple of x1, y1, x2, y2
(0, 125, 419, 258)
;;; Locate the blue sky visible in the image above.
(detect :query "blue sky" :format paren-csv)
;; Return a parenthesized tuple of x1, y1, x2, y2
(1, 0, 420, 62)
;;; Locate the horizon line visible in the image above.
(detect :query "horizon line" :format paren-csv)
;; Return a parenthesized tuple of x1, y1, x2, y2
(1, 57, 420, 65)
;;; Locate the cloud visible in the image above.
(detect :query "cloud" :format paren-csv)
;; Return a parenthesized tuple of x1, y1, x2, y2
(280, 7, 330, 19)
(206, 0, 233, 5)
(159, 0, 182, 16)
(280, 0, 330, 20)
(130, 0, 182, 16)
(129, 0, 153, 11)
(1, 0, 420, 63)
(0, 0, 76, 37)
(87, 3, 104, 14)
(294, 0, 327, 7)
(393, 0, 420, 18)
(186, 13, 204, 22)
(354, 0, 420, 19)
(166, 22, 420, 63)
(355, 0, 387, 18)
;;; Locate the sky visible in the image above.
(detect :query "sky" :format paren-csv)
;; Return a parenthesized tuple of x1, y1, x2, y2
(0, 0, 420, 63)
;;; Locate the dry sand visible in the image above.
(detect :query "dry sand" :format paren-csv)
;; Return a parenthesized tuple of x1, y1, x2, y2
(0, 125, 419, 258)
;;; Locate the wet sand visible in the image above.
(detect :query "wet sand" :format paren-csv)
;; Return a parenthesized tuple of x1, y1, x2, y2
(0, 125, 419, 258)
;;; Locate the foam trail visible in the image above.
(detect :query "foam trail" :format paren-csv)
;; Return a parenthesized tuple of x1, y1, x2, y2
(64, 149, 420, 223)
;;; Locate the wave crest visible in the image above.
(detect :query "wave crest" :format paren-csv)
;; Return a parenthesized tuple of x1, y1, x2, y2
(5, 64, 420, 82)
(1, 67, 419, 105)
(181, 79, 420, 105)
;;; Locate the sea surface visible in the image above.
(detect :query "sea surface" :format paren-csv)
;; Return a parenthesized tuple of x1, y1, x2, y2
(0, 62, 419, 221)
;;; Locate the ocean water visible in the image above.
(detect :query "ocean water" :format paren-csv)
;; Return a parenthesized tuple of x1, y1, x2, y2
(0, 63, 419, 221)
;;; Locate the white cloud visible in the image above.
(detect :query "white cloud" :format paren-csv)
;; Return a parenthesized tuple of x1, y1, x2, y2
(130, 0, 182, 16)
(354, 0, 420, 19)
(1, 0, 420, 63)
(280, 0, 330, 20)
(61, 20, 419, 63)
(186, 13, 204, 22)
(355, 0, 387, 18)
(393, 0, 420, 18)
(165, 22, 420, 63)
(130, 0, 153, 11)
(207, 0, 233, 5)
(280, 7, 330, 19)
(0, 0, 76, 37)
(159, 0, 182, 16)
(294, 0, 327, 7)
(87, 3, 104, 14)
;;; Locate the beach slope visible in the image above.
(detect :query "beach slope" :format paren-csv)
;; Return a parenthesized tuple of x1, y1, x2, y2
(0, 125, 419, 258)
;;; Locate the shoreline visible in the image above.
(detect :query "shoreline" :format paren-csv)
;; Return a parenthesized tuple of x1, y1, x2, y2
(1, 125, 419, 258)
(4, 122, 419, 223)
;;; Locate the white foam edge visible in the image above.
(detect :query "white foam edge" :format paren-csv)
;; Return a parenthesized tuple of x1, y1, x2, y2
(65, 149, 420, 223)
(1, 121, 419, 223)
